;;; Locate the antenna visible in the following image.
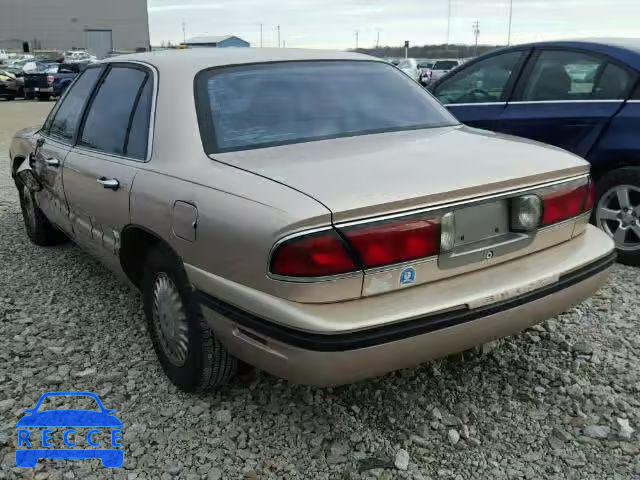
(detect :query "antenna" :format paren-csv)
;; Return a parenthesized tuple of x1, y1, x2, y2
(507, 0, 514, 46)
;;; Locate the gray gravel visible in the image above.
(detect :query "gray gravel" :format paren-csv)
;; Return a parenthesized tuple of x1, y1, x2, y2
(1, 101, 639, 479)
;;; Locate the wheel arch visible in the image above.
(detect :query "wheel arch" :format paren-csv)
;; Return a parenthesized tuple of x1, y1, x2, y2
(119, 224, 182, 290)
(11, 154, 27, 179)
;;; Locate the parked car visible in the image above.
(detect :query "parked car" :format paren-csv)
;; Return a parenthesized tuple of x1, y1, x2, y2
(0, 70, 23, 100)
(0, 49, 9, 62)
(397, 57, 421, 82)
(430, 39, 640, 265)
(10, 49, 614, 390)
(23, 63, 83, 100)
(429, 59, 463, 84)
(64, 50, 97, 63)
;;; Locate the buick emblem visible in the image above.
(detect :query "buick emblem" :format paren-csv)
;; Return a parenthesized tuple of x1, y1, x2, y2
(484, 250, 495, 260)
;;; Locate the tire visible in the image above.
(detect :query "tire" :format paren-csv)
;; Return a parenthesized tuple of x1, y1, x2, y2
(25, 92, 35, 100)
(142, 244, 237, 391)
(37, 93, 50, 101)
(17, 184, 67, 246)
(5, 95, 15, 101)
(592, 167, 640, 266)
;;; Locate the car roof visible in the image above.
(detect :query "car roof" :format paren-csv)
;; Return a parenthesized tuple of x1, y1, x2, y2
(103, 48, 380, 75)
(485, 38, 640, 71)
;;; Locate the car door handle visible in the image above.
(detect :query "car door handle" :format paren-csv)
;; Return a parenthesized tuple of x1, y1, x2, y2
(45, 158, 60, 167)
(96, 177, 120, 190)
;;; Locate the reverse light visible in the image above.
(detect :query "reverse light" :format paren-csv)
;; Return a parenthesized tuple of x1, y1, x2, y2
(511, 194, 542, 232)
(541, 181, 591, 226)
(270, 230, 356, 277)
(342, 217, 440, 269)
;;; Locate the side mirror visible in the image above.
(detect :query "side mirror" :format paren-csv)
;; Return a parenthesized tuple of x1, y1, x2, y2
(36, 137, 45, 148)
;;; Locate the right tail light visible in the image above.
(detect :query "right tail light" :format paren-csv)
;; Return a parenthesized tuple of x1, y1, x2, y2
(540, 179, 593, 227)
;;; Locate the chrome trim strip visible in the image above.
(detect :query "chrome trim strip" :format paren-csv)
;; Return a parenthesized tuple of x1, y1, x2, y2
(508, 100, 623, 105)
(626, 100, 640, 103)
(444, 102, 506, 107)
(335, 174, 589, 228)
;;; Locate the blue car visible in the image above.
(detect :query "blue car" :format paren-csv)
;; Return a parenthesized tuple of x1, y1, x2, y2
(430, 39, 640, 265)
(15, 391, 123, 468)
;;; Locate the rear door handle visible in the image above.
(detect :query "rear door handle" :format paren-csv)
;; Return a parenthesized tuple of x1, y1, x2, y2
(96, 177, 120, 190)
(45, 158, 60, 167)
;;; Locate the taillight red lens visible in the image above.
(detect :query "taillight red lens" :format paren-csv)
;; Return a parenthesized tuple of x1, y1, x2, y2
(541, 183, 590, 226)
(47, 75, 54, 85)
(342, 218, 440, 268)
(270, 230, 357, 277)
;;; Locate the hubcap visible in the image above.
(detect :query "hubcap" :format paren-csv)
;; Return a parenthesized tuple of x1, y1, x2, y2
(151, 273, 189, 366)
(596, 184, 640, 252)
(21, 186, 37, 232)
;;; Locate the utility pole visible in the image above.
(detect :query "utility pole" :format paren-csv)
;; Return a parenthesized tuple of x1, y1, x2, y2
(355, 30, 359, 50)
(277, 25, 281, 48)
(472, 20, 480, 56)
(446, 0, 452, 48)
(282, 40, 286, 48)
(507, 0, 513, 46)
(259, 23, 263, 47)
(182, 19, 186, 44)
(376, 28, 381, 48)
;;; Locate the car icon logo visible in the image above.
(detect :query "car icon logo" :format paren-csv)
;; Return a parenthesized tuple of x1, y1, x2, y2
(15, 391, 123, 468)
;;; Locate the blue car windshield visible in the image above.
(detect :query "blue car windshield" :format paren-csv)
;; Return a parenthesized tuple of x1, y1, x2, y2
(196, 60, 458, 153)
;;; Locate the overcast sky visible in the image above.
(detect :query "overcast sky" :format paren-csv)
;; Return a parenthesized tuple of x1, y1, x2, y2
(147, 0, 640, 49)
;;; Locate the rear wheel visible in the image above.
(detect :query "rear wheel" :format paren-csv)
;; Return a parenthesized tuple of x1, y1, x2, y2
(593, 167, 640, 266)
(142, 244, 237, 391)
(25, 92, 35, 100)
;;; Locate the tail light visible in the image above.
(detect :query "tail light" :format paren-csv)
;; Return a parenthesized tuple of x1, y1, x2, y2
(270, 230, 356, 277)
(47, 75, 54, 85)
(270, 217, 441, 277)
(541, 180, 592, 226)
(342, 218, 440, 269)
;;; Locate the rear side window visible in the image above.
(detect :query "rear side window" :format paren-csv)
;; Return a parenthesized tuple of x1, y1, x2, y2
(79, 66, 149, 158)
(196, 61, 457, 153)
(47, 67, 102, 141)
(125, 79, 153, 159)
(519, 50, 632, 101)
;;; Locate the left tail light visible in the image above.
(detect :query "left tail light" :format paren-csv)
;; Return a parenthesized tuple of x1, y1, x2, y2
(270, 230, 357, 277)
(541, 179, 593, 227)
(270, 217, 442, 277)
(47, 75, 54, 85)
(341, 218, 440, 269)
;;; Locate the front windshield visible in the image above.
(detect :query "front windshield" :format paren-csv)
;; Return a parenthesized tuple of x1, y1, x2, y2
(196, 60, 457, 153)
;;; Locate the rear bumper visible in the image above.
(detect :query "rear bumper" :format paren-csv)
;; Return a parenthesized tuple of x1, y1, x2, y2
(192, 226, 615, 385)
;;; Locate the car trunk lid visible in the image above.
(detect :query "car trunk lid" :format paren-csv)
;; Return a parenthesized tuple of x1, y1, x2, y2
(212, 125, 589, 223)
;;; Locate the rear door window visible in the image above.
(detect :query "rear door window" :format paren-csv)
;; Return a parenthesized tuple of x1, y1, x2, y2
(518, 50, 633, 101)
(79, 66, 150, 158)
(46, 67, 103, 141)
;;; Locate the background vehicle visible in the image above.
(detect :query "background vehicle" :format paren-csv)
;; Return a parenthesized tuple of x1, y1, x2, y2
(0, 49, 9, 62)
(9, 49, 613, 391)
(397, 57, 421, 82)
(430, 39, 640, 265)
(429, 59, 462, 84)
(64, 50, 97, 63)
(0, 70, 23, 100)
(23, 63, 83, 100)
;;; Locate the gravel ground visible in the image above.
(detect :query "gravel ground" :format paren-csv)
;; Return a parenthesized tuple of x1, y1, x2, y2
(0, 100, 639, 480)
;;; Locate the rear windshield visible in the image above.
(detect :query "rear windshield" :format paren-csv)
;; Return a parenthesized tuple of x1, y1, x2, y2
(433, 60, 459, 70)
(195, 60, 457, 153)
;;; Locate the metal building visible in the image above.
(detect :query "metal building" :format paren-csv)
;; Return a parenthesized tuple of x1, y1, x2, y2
(0, 0, 150, 57)
(184, 35, 250, 48)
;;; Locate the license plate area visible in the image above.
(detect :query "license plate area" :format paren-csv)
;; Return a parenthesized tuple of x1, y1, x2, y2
(439, 200, 534, 269)
(453, 201, 509, 246)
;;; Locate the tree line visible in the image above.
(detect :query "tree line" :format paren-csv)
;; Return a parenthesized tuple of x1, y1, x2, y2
(353, 44, 505, 59)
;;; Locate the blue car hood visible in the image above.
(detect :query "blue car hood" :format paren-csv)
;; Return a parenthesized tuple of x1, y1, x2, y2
(16, 410, 123, 427)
